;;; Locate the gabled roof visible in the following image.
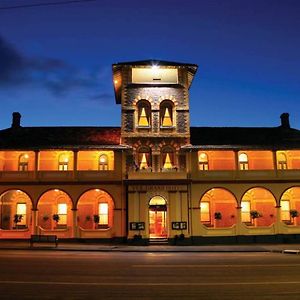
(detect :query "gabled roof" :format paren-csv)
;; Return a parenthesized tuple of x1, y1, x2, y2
(189, 126, 300, 150)
(0, 126, 123, 150)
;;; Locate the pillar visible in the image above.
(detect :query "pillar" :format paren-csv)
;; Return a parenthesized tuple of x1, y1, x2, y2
(73, 150, 78, 180)
(72, 208, 78, 238)
(31, 208, 38, 235)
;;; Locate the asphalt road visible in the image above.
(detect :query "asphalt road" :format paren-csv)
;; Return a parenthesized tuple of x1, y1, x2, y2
(0, 250, 300, 299)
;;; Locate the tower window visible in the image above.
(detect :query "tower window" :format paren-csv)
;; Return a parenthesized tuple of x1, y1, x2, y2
(137, 100, 151, 127)
(239, 153, 249, 170)
(198, 152, 209, 170)
(160, 101, 174, 128)
(18, 154, 29, 171)
(162, 147, 175, 170)
(99, 154, 109, 170)
(138, 147, 151, 170)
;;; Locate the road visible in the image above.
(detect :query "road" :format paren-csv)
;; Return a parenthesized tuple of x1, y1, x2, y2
(0, 250, 299, 299)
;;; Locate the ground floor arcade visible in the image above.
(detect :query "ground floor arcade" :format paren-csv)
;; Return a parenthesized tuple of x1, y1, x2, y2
(0, 183, 300, 243)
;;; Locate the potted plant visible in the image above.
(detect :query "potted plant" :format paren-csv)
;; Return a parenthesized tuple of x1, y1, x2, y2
(13, 214, 23, 229)
(290, 209, 299, 225)
(85, 215, 91, 222)
(250, 210, 262, 226)
(52, 213, 60, 225)
(43, 215, 49, 222)
(93, 214, 99, 229)
(214, 211, 222, 228)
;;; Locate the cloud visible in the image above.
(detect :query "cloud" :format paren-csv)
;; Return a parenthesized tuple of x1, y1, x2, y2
(0, 35, 107, 97)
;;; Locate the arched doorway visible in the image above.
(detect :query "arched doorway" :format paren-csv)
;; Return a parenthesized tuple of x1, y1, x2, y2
(149, 196, 167, 238)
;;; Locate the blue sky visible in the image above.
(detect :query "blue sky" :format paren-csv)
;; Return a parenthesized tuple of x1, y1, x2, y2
(0, 0, 300, 129)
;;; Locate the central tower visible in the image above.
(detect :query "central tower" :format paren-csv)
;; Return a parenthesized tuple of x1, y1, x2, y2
(113, 60, 197, 172)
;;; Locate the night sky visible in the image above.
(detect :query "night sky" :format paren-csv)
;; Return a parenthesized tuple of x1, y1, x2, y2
(0, 0, 300, 129)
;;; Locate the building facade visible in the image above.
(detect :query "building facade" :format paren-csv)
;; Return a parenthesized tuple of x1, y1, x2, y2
(1, 60, 300, 244)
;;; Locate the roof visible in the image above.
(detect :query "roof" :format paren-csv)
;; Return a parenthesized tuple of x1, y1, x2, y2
(113, 59, 198, 68)
(189, 126, 300, 150)
(0, 126, 124, 150)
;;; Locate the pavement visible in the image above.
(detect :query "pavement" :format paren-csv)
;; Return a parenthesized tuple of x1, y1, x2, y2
(0, 241, 300, 253)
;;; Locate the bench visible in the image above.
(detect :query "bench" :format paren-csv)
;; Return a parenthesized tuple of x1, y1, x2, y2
(30, 235, 58, 247)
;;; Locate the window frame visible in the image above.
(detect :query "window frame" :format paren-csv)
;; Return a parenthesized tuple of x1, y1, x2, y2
(239, 153, 249, 170)
(99, 154, 109, 171)
(160, 100, 174, 128)
(18, 154, 29, 171)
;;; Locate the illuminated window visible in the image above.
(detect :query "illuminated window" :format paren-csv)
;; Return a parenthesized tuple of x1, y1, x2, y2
(277, 152, 288, 170)
(160, 101, 174, 127)
(18, 154, 29, 171)
(198, 152, 209, 170)
(281, 200, 290, 221)
(58, 154, 69, 171)
(241, 201, 251, 222)
(200, 202, 210, 222)
(137, 101, 151, 127)
(239, 153, 249, 170)
(99, 154, 109, 170)
(98, 203, 108, 225)
(162, 147, 175, 170)
(58, 203, 67, 225)
(138, 147, 151, 170)
(16, 203, 26, 225)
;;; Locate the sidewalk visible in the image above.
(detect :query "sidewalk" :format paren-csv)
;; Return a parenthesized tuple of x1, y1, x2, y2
(0, 241, 300, 253)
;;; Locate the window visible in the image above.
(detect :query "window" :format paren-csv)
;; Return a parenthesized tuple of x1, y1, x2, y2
(18, 154, 29, 171)
(160, 101, 174, 127)
(137, 101, 151, 127)
(98, 203, 108, 225)
(200, 202, 210, 222)
(239, 153, 249, 170)
(58, 154, 69, 171)
(281, 200, 290, 221)
(241, 201, 251, 222)
(58, 203, 67, 225)
(138, 147, 151, 170)
(277, 152, 288, 170)
(99, 154, 109, 170)
(162, 147, 175, 170)
(16, 203, 26, 225)
(198, 152, 209, 170)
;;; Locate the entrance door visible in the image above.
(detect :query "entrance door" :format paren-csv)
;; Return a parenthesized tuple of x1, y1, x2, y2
(149, 196, 167, 238)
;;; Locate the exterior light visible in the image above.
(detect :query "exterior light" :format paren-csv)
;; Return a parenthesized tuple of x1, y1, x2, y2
(54, 189, 59, 192)
(95, 189, 100, 192)
(24, 154, 29, 159)
(151, 65, 159, 71)
(114, 80, 118, 84)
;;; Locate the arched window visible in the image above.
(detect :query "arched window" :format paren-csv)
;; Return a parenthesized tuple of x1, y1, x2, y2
(58, 154, 69, 171)
(239, 153, 249, 170)
(198, 152, 209, 170)
(137, 100, 151, 127)
(99, 154, 109, 170)
(277, 152, 288, 170)
(160, 100, 174, 127)
(18, 154, 29, 171)
(162, 146, 175, 170)
(138, 147, 151, 170)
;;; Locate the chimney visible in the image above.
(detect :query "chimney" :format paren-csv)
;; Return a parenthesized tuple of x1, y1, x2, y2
(280, 113, 290, 129)
(11, 112, 21, 128)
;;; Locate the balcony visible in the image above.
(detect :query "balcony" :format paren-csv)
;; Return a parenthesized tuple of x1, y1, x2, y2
(127, 168, 187, 180)
(0, 171, 35, 181)
(193, 169, 298, 181)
